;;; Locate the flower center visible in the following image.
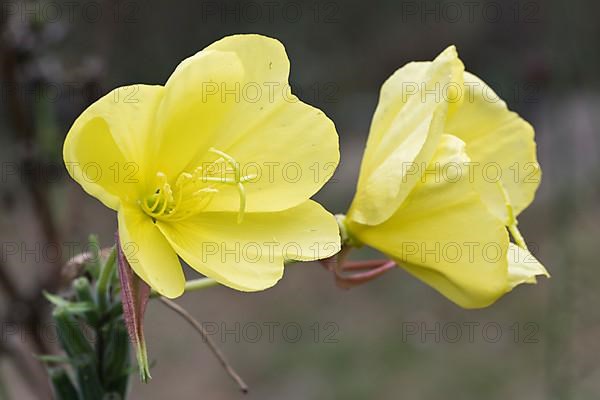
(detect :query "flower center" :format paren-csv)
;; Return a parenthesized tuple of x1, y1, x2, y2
(139, 148, 255, 223)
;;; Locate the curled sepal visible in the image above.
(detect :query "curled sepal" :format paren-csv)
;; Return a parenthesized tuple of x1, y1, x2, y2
(115, 232, 152, 383)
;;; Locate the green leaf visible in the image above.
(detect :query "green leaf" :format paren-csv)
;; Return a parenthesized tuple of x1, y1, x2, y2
(44, 291, 95, 314)
(87, 234, 101, 279)
(96, 246, 117, 314)
(37, 354, 71, 365)
(103, 302, 124, 325)
(73, 277, 99, 326)
(101, 320, 131, 396)
(49, 367, 80, 400)
(53, 309, 104, 400)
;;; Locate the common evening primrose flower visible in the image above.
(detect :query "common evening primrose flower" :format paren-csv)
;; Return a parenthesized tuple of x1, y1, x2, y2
(340, 46, 548, 308)
(64, 34, 341, 298)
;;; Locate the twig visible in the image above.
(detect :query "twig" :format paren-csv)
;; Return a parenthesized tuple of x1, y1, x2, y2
(158, 297, 249, 394)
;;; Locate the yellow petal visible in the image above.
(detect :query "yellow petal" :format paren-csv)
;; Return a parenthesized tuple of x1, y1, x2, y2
(348, 134, 510, 308)
(156, 200, 340, 291)
(205, 34, 289, 86)
(507, 243, 549, 290)
(151, 48, 245, 179)
(63, 85, 164, 209)
(445, 72, 541, 225)
(118, 205, 185, 298)
(349, 46, 464, 225)
(190, 34, 339, 212)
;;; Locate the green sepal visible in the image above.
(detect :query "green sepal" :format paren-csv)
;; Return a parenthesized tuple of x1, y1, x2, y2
(135, 341, 152, 383)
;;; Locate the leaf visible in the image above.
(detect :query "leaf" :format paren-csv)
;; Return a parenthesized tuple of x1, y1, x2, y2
(37, 355, 72, 365)
(53, 308, 104, 400)
(44, 291, 95, 314)
(101, 320, 131, 396)
(87, 234, 101, 279)
(48, 367, 80, 400)
(73, 277, 99, 326)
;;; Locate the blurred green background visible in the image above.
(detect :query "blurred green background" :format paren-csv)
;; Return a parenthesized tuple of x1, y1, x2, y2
(1, 0, 599, 399)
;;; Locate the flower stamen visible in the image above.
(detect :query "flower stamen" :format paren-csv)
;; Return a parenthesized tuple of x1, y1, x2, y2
(139, 149, 254, 223)
(208, 147, 252, 223)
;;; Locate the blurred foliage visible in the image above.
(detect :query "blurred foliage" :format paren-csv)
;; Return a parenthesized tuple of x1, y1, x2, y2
(41, 240, 130, 400)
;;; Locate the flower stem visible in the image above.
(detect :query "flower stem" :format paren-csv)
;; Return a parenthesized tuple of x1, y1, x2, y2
(149, 277, 219, 299)
(185, 277, 219, 292)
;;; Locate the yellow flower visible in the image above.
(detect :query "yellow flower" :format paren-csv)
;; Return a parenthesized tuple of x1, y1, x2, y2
(343, 45, 548, 308)
(64, 34, 341, 298)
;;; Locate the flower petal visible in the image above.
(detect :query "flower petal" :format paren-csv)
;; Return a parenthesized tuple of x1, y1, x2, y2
(151, 47, 245, 179)
(348, 134, 510, 308)
(156, 200, 340, 291)
(349, 46, 465, 225)
(189, 34, 339, 212)
(63, 85, 164, 209)
(117, 205, 185, 298)
(445, 72, 541, 225)
(507, 243, 549, 290)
